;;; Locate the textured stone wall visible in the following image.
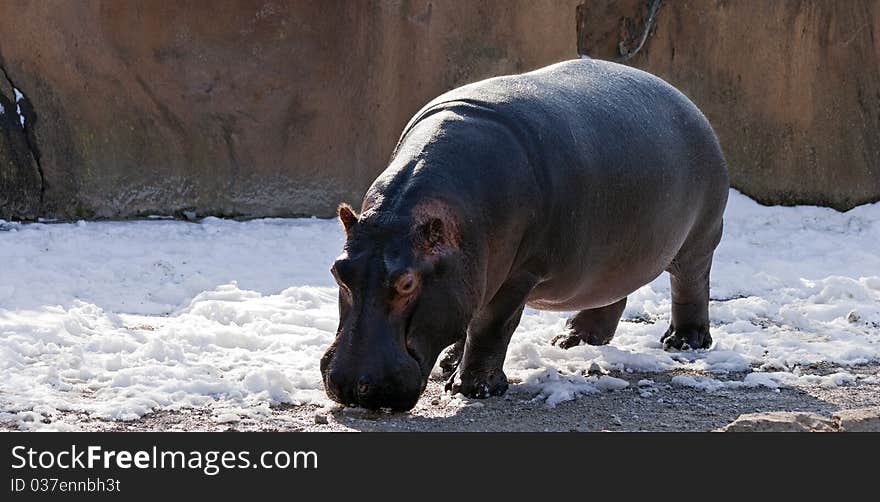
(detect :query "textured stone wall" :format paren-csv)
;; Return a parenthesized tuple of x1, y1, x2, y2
(578, 0, 880, 210)
(0, 0, 580, 220)
(1, 1, 877, 220)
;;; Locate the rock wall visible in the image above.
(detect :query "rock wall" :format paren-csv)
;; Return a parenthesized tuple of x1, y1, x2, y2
(0, 0, 580, 220)
(1, 1, 877, 220)
(0, 67, 41, 220)
(578, 0, 880, 210)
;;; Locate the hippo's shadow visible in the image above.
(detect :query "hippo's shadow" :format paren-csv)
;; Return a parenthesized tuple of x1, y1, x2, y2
(325, 369, 853, 432)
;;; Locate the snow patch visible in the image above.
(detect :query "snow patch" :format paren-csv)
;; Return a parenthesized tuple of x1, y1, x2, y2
(1, 190, 879, 428)
(13, 88, 25, 127)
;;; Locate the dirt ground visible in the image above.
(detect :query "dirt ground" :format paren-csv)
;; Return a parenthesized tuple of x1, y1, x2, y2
(7, 363, 879, 432)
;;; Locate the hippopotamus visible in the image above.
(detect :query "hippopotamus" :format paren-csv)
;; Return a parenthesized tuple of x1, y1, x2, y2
(321, 58, 729, 410)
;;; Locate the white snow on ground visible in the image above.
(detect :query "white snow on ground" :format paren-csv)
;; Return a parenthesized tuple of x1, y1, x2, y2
(1, 190, 879, 429)
(13, 88, 25, 127)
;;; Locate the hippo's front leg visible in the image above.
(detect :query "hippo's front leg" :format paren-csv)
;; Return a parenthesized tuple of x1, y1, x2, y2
(446, 273, 538, 398)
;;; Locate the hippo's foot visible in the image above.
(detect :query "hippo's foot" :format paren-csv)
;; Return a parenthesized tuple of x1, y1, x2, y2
(445, 368, 509, 399)
(661, 324, 712, 350)
(551, 330, 611, 349)
(438, 339, 465, 379)
(552, 298, 627, 349)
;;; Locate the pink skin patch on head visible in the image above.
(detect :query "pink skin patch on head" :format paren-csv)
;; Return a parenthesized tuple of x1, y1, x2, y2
(411, 199, 461, 255)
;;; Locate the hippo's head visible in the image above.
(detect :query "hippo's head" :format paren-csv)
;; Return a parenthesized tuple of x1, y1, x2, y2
(320, 199, 478, 410)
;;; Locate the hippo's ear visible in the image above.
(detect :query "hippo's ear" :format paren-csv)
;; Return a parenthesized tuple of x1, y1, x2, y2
(421, 218, 446, 248)
(337, 203, 358, 234)
(415, 217, 459, 256)
(412, 200, 460, 256)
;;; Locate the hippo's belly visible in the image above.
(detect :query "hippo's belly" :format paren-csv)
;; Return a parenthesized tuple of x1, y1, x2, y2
(524, 175, 704, 311)
(526, 261, 669, 312)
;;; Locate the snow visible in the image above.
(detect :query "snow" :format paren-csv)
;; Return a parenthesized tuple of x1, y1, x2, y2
(1, 189, 879, 429)
(13, 88, 25, 127)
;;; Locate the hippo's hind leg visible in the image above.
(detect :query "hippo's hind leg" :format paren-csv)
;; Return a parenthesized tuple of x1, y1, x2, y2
(438, 338, 464, 379)
(551, 298, 627, 349)
(661, 224, 722, 350)
(446, 273, 537, 399)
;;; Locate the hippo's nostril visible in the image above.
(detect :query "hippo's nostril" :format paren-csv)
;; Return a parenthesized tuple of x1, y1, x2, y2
(357, 376, 371, 397)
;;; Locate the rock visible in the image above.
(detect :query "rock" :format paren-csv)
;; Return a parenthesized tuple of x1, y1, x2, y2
(0, 71, 41, 221)
(587, 362, 604, 375)
(313, 413, 328, 425)
(718, 411, 836, 432)
(832, 408, 880, 432)
(341, 406, 381, 420)
(846, 311, 861, 324)
(722, 408, 880, 432)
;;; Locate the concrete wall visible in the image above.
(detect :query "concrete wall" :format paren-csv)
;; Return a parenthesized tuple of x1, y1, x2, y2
(0, 0, 580, 220)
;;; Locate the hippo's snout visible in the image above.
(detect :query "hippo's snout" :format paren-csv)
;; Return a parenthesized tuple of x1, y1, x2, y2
(321, 344, 425, 411)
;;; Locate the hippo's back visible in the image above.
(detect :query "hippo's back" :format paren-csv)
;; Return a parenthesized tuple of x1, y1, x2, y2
(394, 58, 729, 309)
(396, 58, 726, 199)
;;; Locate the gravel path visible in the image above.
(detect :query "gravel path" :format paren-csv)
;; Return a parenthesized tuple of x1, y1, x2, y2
(9, 363, 878, 432)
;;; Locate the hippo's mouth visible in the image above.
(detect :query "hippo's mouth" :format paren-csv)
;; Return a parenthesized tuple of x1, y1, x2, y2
(402, 300, 430, 381)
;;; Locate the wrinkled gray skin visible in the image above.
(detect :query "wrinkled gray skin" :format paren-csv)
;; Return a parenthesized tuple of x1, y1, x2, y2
(321, 59, 729, 410)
